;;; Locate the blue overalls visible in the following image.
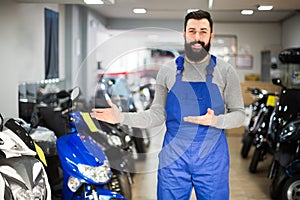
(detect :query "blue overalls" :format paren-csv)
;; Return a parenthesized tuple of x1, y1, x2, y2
(157, 55, 230, 200)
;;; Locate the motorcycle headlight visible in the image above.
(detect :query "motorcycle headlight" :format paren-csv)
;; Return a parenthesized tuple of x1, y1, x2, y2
(125, 135, 131, 143)
(280, 119, 300, 142)
(67, 176, 82, 192)
(77, 160, 111, 183)
(5, 162, 48, 200)
(12, 173, 48, 200)
(108, 135, 122, 147)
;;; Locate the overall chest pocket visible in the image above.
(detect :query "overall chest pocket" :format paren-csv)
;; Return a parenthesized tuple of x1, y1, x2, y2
(179, 96, 209, 117)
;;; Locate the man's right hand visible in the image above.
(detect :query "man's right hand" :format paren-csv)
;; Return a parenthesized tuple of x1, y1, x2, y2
(90, 100, 124, 124)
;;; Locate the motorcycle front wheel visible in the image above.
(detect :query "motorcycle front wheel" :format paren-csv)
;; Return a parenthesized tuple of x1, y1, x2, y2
(109, 172, 132, 200)
(270, 166, 287, 199)
(249, 147, 262, 173)
(282, 177, 300, 200)
(241, 133, 253, 158)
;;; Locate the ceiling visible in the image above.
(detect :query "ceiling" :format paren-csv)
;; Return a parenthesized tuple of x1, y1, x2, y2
(17, 0, 300, 22)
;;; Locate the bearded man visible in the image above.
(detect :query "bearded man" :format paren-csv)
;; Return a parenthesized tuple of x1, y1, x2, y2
(91, 9, 245, 200)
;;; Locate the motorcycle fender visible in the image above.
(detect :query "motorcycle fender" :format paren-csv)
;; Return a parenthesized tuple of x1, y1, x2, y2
(96, 187, 126, 200)
(286, 159, 300, 177)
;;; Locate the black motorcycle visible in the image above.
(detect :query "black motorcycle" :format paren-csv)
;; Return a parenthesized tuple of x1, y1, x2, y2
(248, 90, 278, 173)
(268, 114, 300, 200)
(241, 87, 270, 158)
(267, 79, 300, 199)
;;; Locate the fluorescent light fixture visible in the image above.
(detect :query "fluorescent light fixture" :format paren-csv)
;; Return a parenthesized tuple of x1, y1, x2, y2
(187, 9, 199, 13)
(241, 9, 254, 15)
(133, 8, 147, 14)
(258, 5, 273, 11)
(208, 0, 214, 10)
(84, 0, 104, 4)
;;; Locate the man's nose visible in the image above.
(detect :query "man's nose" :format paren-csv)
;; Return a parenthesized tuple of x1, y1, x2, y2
(195, 32, 201, 40)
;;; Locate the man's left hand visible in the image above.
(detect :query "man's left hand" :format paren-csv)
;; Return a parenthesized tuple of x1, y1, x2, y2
(183, 108, 217, 126)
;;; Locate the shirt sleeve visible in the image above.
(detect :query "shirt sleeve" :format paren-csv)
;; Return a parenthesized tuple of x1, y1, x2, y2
(212, 64, 245, 129)
(121, 67, 169, 128)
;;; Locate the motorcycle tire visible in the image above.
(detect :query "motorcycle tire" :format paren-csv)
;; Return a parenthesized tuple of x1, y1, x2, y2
(241, 133, 253, 158)
(281, 177, 300, 200)
(109, 172, 132, 200)
(132, 128, 147, 160)
(270, 166, 287, 199)
(268, 159, 279, 179)
(249, 148, 262, 173)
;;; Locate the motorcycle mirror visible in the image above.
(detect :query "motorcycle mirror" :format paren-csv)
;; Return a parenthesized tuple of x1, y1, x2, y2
(272, 78, 283, 87)
(57, 90, 70, 99)
(0, 114, 3, 131)
(251, 88, 260, 96)
(71, 87, 80, 101)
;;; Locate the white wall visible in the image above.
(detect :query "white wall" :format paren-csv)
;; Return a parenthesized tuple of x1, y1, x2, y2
(103, 22, 282, 82)
(282, 13, 300, 49)
(0, 0, 61, 118)
(214, 23, 282, 81)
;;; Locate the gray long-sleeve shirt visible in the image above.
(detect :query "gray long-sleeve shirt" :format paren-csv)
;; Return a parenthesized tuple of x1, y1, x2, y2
(121, 55, 245, 130)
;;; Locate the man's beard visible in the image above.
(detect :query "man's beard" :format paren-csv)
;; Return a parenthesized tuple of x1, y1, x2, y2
(184, 39, 211, 62)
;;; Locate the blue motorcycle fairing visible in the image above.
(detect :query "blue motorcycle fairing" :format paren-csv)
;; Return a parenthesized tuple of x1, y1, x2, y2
(68, 112, 97, 134)
(71, 187, 126, 200)
(95, 187, 126, 200)
(57, 132, 109, 183)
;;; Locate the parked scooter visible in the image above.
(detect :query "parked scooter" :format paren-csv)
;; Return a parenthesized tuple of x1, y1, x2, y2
(67, 111, 133, 200)
(241, 87, 269, 158)
(29, 87, 134, 200)
(0, 113, 51, 200)
(269, 115, 300, 200)
(56, 87, 126, 200)
(267, 78, 300, 199)
(248, 90, 278, 173)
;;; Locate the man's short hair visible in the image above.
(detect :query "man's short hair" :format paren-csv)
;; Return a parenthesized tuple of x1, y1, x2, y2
(184, 10, 213, 32)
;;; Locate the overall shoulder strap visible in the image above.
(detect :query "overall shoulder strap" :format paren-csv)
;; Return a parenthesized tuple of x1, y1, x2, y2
(206, 55, 217, 74)
(175, 55, 184, 74)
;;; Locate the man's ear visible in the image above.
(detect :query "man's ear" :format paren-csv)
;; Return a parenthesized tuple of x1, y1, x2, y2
(210, 32, 215, 41)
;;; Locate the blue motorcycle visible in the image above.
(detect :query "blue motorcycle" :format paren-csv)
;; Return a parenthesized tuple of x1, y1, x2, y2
(56, 87, 126, 200)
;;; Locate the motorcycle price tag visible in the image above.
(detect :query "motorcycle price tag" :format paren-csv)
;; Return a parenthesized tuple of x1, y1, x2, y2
(81, 112, 98, 133)
(266, 95, 278, 107)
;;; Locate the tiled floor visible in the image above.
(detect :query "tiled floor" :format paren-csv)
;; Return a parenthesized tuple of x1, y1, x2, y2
(131, 127, 272, 200)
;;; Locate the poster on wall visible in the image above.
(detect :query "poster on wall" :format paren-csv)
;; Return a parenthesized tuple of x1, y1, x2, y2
(236, 55, 253, 69)
(210, 35, 237, 67)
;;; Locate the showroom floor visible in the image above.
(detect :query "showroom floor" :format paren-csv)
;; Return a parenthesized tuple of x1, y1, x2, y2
(131, 127, 272, 200)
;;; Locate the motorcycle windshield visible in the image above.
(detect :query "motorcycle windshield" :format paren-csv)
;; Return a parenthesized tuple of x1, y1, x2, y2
(57, 132, 107, 167)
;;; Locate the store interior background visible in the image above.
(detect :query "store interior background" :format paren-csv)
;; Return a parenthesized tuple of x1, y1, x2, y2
(0, 0, 300, 120)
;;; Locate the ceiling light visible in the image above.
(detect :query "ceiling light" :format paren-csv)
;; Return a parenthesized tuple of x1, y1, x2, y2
(208, 0, 214, 10)
(84, 0, 104, 4)
(258, 5, 273, 11)
(241, 10, 254, 15)
(133, 8, 147, 14)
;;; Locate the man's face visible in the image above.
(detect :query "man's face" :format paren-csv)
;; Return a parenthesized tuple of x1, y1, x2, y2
(184, 18, 214, 62)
